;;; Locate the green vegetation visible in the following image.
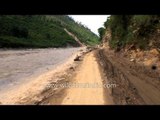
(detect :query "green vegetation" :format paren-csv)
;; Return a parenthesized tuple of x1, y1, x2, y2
(98, 27, 105, 40)
(0, 15, 99, 48)
(99, 15, 160, 50)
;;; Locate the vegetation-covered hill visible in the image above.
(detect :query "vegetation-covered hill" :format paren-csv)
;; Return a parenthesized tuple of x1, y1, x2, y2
(98, 15, 160, 50)
(0, 15, 99, 48)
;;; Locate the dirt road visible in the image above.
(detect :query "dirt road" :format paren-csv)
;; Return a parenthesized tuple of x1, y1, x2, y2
(45, 51, 113, 105)
(1, 46, 159, 105)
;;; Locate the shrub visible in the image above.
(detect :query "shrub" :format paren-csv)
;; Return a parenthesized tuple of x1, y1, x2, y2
(11, 26, 28, 38)
(98, 27, 106, 40)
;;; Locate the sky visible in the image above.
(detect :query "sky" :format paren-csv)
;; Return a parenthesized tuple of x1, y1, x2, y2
(69, 15, 110, 36)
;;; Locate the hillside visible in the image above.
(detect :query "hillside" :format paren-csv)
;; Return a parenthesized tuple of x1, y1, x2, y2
(97, 15, 160, 104)
(99, 15, 160, 50)
(0, 15, 99, 48)
(98, 15, 160, 66)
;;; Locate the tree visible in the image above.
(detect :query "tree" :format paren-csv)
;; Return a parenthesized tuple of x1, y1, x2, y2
(104, 16, 111, 28)
(98, 27, 105, 40)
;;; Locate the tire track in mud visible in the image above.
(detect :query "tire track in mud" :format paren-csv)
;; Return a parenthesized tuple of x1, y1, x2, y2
(96, 49, 160, 105)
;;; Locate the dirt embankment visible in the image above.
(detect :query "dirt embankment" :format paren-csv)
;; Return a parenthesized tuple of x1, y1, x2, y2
(96, 48, 160, 105)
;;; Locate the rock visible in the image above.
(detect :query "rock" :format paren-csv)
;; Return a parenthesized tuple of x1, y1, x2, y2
(131, 51, 137, 58)
(50, 81, 57, 85)
(143, 57, 159, 66)
(144, 58, 148, 61)
(136, 48, 140, 52)
(150, 49, 159, 56)
(74, 55, 80, 61)
(136, 58, 141, 63)
(69, 66, 74, 70)
(136, 51, 144, 58)
(149, 41, 153, 47)
(125, 96, 130, 101)
(130, 58, 135, 62)
(143, 59, 153, 66)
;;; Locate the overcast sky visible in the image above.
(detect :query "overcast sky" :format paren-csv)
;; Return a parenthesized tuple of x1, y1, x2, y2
(69, 15, 110, 36)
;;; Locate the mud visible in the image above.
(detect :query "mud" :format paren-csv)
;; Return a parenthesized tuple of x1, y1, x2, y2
(96, 48, 160, 105)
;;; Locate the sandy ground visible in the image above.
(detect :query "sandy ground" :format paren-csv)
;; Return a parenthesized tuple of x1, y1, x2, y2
(45, 51, 113, 105)
(3, 46, 157, 105)
(0, 47, 85, 104)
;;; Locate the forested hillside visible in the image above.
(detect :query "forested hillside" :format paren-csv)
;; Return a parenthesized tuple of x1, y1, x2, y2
(0, 15, 99, 48)
(98, 15, 160, 50)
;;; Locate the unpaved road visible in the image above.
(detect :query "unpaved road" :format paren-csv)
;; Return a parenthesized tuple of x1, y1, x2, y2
(0, 47, 83, 104)
(46, 51, 113, 105)
(1, 46, 159, 105)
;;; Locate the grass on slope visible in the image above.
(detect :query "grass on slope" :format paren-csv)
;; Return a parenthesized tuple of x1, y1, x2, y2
(0, 15, 99, 48)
